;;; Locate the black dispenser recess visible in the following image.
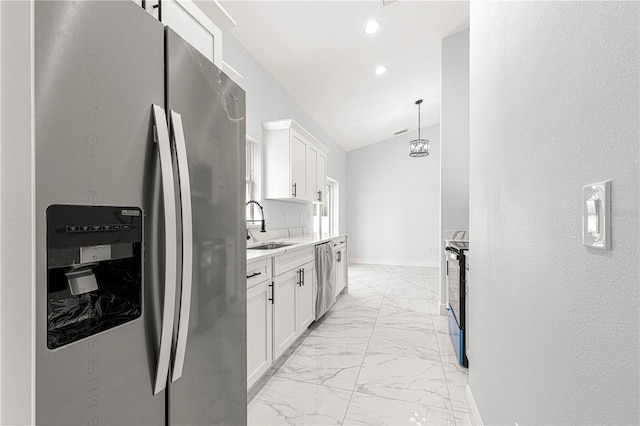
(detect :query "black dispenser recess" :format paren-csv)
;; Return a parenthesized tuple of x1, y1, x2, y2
(46, 205, 143, 349)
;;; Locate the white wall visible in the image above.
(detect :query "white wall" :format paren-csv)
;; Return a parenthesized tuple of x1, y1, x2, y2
(222, 34, 348, 234)
(0, 2, 3, 420)
(440, 29, 469, 307)
(469, 2, 639, 424)
(347, 125, 440, 266)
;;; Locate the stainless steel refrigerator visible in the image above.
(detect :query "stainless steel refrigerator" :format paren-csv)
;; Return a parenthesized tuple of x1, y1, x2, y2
(35, 2, 246, 424)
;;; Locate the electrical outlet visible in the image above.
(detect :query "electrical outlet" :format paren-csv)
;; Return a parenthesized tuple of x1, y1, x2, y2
(427, 247, 432, 253)
(299, 212, 304, 223)
(283, 212, 289, 223)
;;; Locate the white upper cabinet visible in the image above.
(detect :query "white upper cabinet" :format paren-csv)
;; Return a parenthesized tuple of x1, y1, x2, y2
(307, 146, 327, 203)
(306, 144, 318, 203)
(291, 130, 308, 201)
(138, 0, 236, 68)
(316, 151, 327, 203)
(162, 0, 221, 66)
(263, 119, 328, 203)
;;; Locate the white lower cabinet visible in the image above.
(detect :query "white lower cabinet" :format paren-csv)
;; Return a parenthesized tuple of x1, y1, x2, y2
(247, 281, 272, 389)
(296, 261, 316, 333)
(247, 239, 346, 389)
(334, 237, 348, 298)
(272, 267, 298, 360)
(272, 246, 315, 360)
(247, 259, 272, 389)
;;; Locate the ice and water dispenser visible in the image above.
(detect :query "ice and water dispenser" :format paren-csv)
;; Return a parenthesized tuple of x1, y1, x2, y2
(46, 205, 143, 349)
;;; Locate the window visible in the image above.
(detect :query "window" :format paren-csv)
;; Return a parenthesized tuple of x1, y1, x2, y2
(246, 135, 260, 226)
(313, 177, 339, 235)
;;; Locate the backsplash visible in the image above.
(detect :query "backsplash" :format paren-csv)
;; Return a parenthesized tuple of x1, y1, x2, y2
(258, 199, 313, 231)
(247, 227, 305, 244)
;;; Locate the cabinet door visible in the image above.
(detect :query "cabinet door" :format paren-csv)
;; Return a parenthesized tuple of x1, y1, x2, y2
(306, 145, 318, 202)
(291, 131, 307, 200)
(247, 281, 272, 389)
(335, 248, 347, 297)
(317, 152, 327, 203)
(296, 262, 316, 334)
(161, 0, 221, 66)
(273, 270, 297, 359)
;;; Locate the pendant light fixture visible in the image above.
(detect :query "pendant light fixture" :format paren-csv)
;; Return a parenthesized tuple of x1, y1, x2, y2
(409, 99, 429, 157)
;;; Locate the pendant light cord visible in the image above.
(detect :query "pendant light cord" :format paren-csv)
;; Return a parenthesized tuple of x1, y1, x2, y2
(417, 102, 421, 139)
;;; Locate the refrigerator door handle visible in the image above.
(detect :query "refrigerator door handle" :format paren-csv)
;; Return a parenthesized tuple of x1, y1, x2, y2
(169, 110, 194, 383)
(151, 105, 179, 395)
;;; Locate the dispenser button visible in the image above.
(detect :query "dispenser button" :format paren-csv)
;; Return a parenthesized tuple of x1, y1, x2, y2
(66, 226, 78, 232)
(113, 225, 122, 230)
(122, 224, 131, 230)
(80, 225, 91, 232)
(91, 225, 102, 231)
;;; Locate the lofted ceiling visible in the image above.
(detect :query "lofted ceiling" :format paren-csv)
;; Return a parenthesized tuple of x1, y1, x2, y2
(220, 0, 469, 152)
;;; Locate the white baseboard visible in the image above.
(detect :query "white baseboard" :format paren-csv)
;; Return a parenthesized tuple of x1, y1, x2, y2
(349, 258, 439, 268)
(466, 385, 483, 425)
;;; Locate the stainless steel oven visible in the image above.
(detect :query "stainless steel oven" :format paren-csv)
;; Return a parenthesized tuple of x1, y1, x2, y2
(445, 241, 468, 367)
(446, 247, 462, 324)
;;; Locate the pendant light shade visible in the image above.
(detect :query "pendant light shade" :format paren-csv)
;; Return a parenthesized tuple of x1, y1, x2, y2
(409, 99, 429, 157)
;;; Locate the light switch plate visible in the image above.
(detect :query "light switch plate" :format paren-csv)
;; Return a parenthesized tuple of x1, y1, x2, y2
(582, 181, 611, 250)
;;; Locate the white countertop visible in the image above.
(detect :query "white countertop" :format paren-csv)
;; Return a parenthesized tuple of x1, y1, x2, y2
(247, 233, 346, 262)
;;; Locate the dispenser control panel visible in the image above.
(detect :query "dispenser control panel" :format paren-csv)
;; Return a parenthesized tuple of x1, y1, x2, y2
(46, 204, 143, 350)
(47, 205, 142, 249)
(66, 224, 131, 232)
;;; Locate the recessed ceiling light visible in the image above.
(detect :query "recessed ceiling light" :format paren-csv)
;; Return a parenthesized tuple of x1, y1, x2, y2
(374, 65, 387, 75)
(364, 20, 381, 34)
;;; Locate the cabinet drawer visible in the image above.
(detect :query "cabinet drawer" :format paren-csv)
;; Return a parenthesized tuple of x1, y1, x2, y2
(273, 246, 314, 276)
(333, 236, 347, 251)
(247, 258, 271, 288)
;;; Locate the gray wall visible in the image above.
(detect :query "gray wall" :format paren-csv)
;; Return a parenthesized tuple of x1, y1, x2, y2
(347, 125, 440, 266)
(469, 2, 639, 424)
(222, 34, 348, 234)
(440, 30, 469, 305)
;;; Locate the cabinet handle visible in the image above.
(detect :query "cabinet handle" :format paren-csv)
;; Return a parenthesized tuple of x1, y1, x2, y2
(246, 271, 262, 279)
(269, 282, 274, 304)
(297, 268, 302, 286)
(301, 267, 305, 286)
(292, 183, 297, 198)
(317, 190, 322, 202)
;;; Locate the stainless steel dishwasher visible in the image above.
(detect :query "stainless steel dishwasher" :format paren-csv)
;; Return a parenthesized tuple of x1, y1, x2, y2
(315, 242, 335, 319)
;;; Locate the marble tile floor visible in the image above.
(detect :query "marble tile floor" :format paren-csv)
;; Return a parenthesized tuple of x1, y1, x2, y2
(248, 264, 472, 426)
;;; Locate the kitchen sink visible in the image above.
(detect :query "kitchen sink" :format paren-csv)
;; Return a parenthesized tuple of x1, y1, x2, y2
(247, 242, 296, 250)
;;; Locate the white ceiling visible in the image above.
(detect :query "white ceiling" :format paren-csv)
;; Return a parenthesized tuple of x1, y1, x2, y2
(220, 1, 469, 152)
